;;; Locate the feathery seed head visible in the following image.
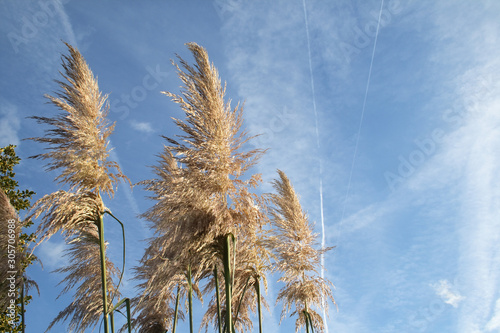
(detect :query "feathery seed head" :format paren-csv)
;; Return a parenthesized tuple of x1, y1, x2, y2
(47, 228, 121, 332)
(135, 43, 269, 332)
(28, 42, 128, 196)
(26, 42, 126, 331)
(269, 170, 336, 332)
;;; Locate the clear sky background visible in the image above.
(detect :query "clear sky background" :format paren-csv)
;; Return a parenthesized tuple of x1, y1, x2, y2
(1, 0, 500, 332)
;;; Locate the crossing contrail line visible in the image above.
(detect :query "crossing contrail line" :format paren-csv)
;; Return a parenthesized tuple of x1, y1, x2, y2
(302, 0, 328, 331)
(337, 0, 385, 251)
(302, 0, 385, 329)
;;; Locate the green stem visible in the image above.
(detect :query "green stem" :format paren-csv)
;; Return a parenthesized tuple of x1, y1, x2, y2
(108, 298, 131, 333)
(187, 264, 194, 333)
(308, 312, 315, 333)
(125, 298, 131, 333)
(303, 302, 314, 333)
(173, 286, 180, 333)
(304, 301, 309, 333)
(234, 275, 251, 327)
(223, 234, 234, 333)
(214, 267, 222, 333)
(97, 214, 109, 333)
(102, 211, 130, 332)
(255, 277, 262, 333)
(103, 210, 126, 306)
(110, 311, 115, 333)
(304, 310, 310, 333)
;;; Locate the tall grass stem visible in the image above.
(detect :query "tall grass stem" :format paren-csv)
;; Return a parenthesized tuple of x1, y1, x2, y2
(110, 312, 115, 332)
(103, 210, 126, 305)
(223, 234, 235, 333)
(255, 277, 263, 333)
(214, 267, 222, 333)
(97, 214, 109, 333)
(234, 275, 251, 326)
(173, 286, 180, 333)
(187, 264, 194, 333)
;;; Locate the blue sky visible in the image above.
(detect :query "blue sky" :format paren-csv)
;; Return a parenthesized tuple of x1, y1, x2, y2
(1, 0, 500, 332)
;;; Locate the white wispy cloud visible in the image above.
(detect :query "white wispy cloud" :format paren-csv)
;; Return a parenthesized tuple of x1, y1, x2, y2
(322, 2, 500, 331)
(37, 239, 68, 270)
(408, 38, 500, 333)
(485, 299, 500, 331)
(331, 197, 399, 239)
(392, 62, 500, 333)
(342, 2, 500, 331)
(432, 280, 464, 308)
(456, 105, 500, 332)
(426, 4, 500, 329)
(0, 101, 20, 146)
(130, 121, 154, 134)
(53, 0, 77, 46)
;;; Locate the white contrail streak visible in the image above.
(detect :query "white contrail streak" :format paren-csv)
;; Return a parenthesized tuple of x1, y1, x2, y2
(302, 1, 320, 149)
(303, 0, 385, 330)
(302, 0, 328, 331)
(53, 0, 77, 47)
(337, 1, 385, 250)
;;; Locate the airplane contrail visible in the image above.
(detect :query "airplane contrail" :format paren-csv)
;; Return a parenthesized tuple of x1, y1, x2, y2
(339, 0, 385, 240)
(302, 0, 328, 331)
(303, 0, 385, 331)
